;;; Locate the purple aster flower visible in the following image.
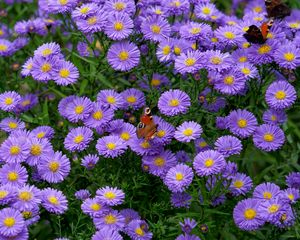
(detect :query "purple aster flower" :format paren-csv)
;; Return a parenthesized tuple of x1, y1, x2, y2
(126, 220, 153, 240)
(215, 116, 229, 130)
(53, 60, 79, 86)
(265, 81, 297, 110)
(248, 41, 278, 64)
(96, 186, 125, 206)
(48, 0, 78, 13)
(84, 103, 114, 129)
(262, 109, 287, 125)
(253, 182, 281, 201)
(120, 209, 140, 224)
(121, 88, 145, 110)
(174, 50, 203, 74)
(156, 38, 173, 63)
(65, 96, 93, 123)
(15, 93, 38, 113)
(22, 207, 40, 226)
(96, 135, 126, 158)
(37, 151, 70, 183)
(31, 56, 57, 82)
(94, 210, 125, 231)
(179, 21, 211, 41)
(142, 149, 177, 177)
(0, 163, 28, 187)
(97, 89, 124, 110)
(141, 16, 171, 42)
(107, 41, 140, 71)
(12, 184, 41, 211)
(286, 172, 300, 189)
(92, 227, 123, 240)
(193, 150, 226, 176)
(139, 73, 171, 90)
(274, 43, 300, 69)
(179, 218, 197, 235)
(171, 192, 192, 208)
(229, 173, 253, 196)
(233, 198, 265, 231)
(26, 137, 54, 166)
(194, 2, 218, 21)
(76, 12, 107, 34)
(105, 12, 133, 40)
(214, 69, 247, 95)
(204, 50, 233, 72)
(111, 122, 136, 143)
(0, 185, 16, 205)
(81, 154, 99, 170)
(176, 151, 191, 163)
(0, 91, 21, 112)
(253, 124, 285, 152)
(58, 96, 76, 119)
(176, 234, 201, 240)
(34, 42, 61, 58)
(30, 126, 55, 140)
(0, 117, 25, 133)
(152, 116, 175, 145)
(0, 39, 13, 57)
(21, 57, 33, 77)
(41, 188, 68, 214)
(71, 3, 99, 20)
(227, 109, 258, 138)
(0, 137, 30, 164)
(164, 164, 194, 193)
(81, 197, 109, 218)
(103, 0, 136, 15)
(215, 25, 244, 47)
(158, 89, 191, 116)
(214, 135, 242, 157)
(0, 208, 25, 237)
(273, 204, 296, 228)
(174, 121, 202, 143)
(236, 63, 259, 80)
(129, 137, 163, 156)
(75, 189, 91, 201)
(77, 42, 92, 57)
(105, 119, 125, 133)
(222, 161, 238, 178)
(283, 188, 299, 204)
(64, 126, 93, 152)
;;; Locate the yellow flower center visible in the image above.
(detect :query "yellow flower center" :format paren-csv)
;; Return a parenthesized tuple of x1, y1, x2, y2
(42, 48, 52, 56)
(254, 17, 263, 21)
(21, 100, 30, 106)
(169, 99, 179, 107)
(175, 173, 184, 181)
(271, 115, 277, 121)
(127, 95, 136, 103)
(263, 133, 274, 142)
(59, 68, 70, 78)
(75, 105, 84, 114)
(49, 161, 60, 172)
(190, 27, 201, 34)
(202, 7, 211, 15)
(224, 76, 234, 85)
(174, 46, 181, 55)
(26, 63, 33, 70)
(199, 141, 207, 147)
(107, 96, 116, 104)
(37, 132, 45, 138)
(22, 211, 32, 219)
(289, 22, 300, 29)
(4, 97, 13, 105)
(0, 44, 8, 51)
(275, 90, 286, 100)
(151, 79, 161, 86)
(30, 144, 42, 156)
(118, 51, 129, 61)
(157, 130, 166, 138)
(242, 42, 250, 48)
(141, 141, 150, 149)
(135, 227, 145, 236)
(114, 2, 125, 11)
(74, 135, 84, 144)
(19, 191, 32, 201)
(0, 30, 3, 36)
(104, 191, 116, 199)
(154, 157, 165, 166)
(48, 196, 59, 205)
(237, 119, 247, 128)
(80, 6, 90, 14)
(184, 58, 196, 66)
(288, 194, 294, 200)
(253, 6, 262, 13)
(204, 158, 214, 167)
(151, 24, 161, 34)
(239, 56, 247, 63)
(267, 32, 273, 39)
(106, 142, 116, 150)
(87, 16, 97, 25)
(263, 191, 272, 199)
(41, 63, 51, 72)
(210, 56, 222, 65)
(10, 145, 20, 155)
(258, 45, 271, 54)
(284, 52, 295, 62)
(162, 45, 171, 55)
(244, 208, 256, 220)
(3, 217, 15, 227)
(233, 180, 244, 188)
(93, 111, 103, 120)
(155, 9, 162, 15)
(224, 31, 235, 39)
(114, 21, 124, 31)
(90, 203, 100, 211)
(120, 132, 130, 141)
(241, 68, 250, 75)
(8, 122, 17, 129)
(183, 128, 193, 136)
(0, 191, 8, 199)
(7, 172, 18, 181)
(105, 214, 117, 224)
(281, 213, 287, 221)
(227, 21, 236, 25)
(268, 204, 279, 213)
(59, 0, 68, 5)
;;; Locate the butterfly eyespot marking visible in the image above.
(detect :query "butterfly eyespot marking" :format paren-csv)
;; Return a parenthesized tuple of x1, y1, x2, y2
(145, 107, 151, 115)
(138, 122, 145, 128)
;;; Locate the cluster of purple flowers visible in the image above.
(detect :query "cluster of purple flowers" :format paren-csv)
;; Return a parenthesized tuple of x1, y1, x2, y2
(21, 42, 79, 86)
(176, 218, 200, 240)
(77, 186, 153, 239)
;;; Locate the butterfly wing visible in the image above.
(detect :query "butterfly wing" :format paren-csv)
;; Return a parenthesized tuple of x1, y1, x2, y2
(136, 107, 158, 140)
(265, 0, 290, 19)
(243, 25, 265, 44)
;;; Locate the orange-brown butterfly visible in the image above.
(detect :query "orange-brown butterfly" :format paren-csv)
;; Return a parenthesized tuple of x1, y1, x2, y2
(243, 19, 274, 44)
(136, 107, 158, 141)
(265, 0, 291, 19)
